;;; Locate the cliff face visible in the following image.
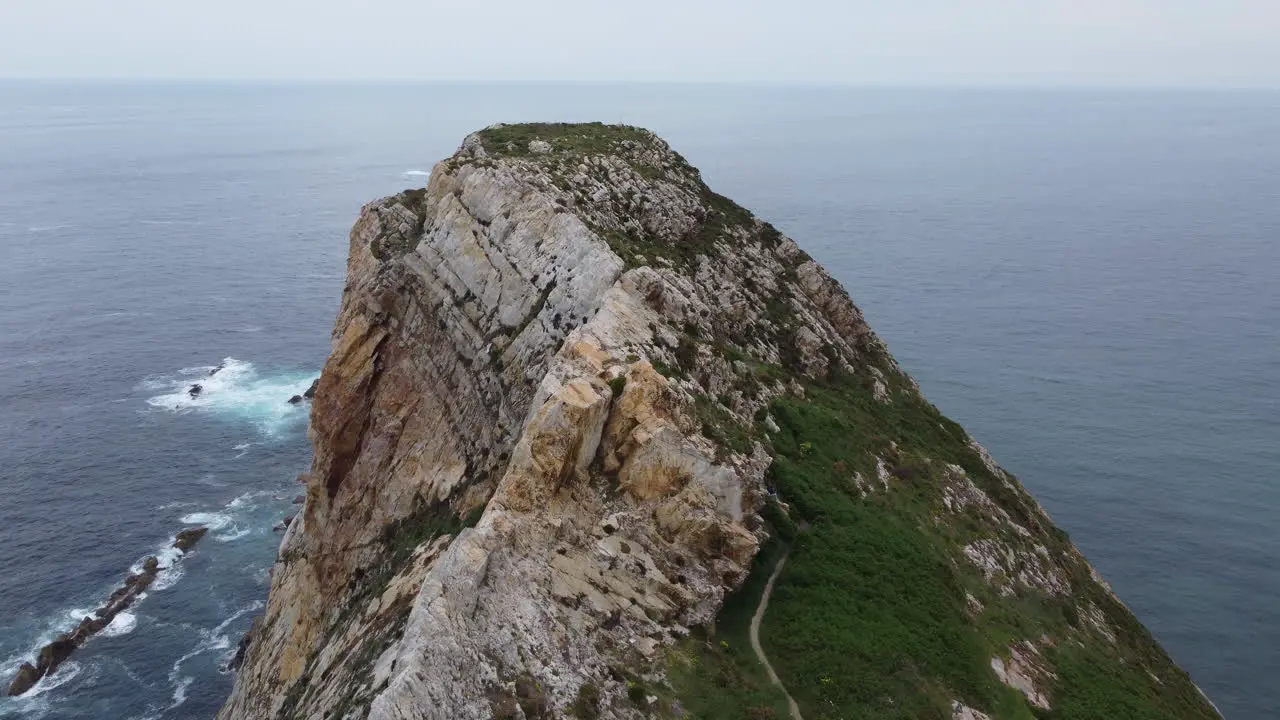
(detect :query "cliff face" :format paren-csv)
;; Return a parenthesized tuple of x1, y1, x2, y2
(220, 124, 1220, 720)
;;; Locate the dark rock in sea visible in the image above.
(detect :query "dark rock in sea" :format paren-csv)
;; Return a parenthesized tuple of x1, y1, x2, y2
(209, 361, 226, 376)
(287, 395, 303, 405)
(303, 378, 320, 400)
(273, 515, 296, 533)
(174, 526, 209, 553)
(7, 663, 40, 696)
(189, 383, 203, 397)
(39, 638, 76, 669)
(6, 529, 209, 696)
(223, 617, 261, 673)
(292, 494, 305, 504)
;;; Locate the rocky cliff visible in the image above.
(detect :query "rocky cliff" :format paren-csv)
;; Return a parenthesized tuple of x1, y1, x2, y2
(219, 124, 1221, 720)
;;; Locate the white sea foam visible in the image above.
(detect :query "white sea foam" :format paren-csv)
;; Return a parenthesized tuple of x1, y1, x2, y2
(168, 675, 193, 709)
(164, 601, 261, 710)
(148, 564, 184, 592)
(179, 511, 234, 532)
(215, 601, 263, 635)
(25, 660, 85, 697)
(141, 545, 187, 592)
(227, 491, 270, 509)
(217, 526, 250, 542)
(63, 607, 95, 625)
(99, 612, 137, 638)
(143, 357, 318, 437)
(403, 169, 430, 177)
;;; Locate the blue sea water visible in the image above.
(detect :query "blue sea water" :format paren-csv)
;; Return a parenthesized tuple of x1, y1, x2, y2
(0, 83, 1275, 719)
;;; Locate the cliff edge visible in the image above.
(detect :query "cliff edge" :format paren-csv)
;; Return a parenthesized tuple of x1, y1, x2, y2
(219, 124, 1220, 720)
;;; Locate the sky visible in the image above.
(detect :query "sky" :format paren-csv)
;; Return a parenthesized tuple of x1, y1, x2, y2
(1, 1, 1278, 87)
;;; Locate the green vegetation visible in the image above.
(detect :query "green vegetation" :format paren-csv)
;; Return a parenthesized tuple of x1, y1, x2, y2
(370, 188, 429, 260)
(475, 122, 654, 158)
(665, 541, 794, 720)
(608, 374, 628, 398)
(416, 122, 1215, 719)
(693, 394, 755, 458)
(660, 358, 1219, 719)
(569, 682, 601, 719)
(472, 122, 772, 271)
(376, 498, 475, 591)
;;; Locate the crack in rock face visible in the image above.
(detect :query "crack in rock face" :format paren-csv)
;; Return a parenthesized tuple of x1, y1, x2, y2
(215, 123, 1222, 720)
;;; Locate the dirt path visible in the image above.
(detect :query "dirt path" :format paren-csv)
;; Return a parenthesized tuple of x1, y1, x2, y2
(750, 551, 803, 720)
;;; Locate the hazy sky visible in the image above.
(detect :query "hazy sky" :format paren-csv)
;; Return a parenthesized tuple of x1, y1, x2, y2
(2, 1, 1278, 86)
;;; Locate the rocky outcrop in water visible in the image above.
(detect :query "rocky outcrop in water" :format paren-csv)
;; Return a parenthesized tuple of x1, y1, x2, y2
(218, 124, 1220, 719)
(7, 527, 209, 696)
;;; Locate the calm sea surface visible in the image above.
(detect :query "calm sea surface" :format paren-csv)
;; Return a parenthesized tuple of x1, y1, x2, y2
(0, 83, 1275, 719)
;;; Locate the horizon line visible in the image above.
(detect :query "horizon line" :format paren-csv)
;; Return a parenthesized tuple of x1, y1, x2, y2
(1, 76, 1279, 93)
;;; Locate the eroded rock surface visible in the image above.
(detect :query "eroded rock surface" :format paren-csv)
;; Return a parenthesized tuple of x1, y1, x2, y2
(218, 124, 1220, 720)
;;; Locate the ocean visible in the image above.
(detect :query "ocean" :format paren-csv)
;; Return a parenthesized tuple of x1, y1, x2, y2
(0, 82, 1275, 719)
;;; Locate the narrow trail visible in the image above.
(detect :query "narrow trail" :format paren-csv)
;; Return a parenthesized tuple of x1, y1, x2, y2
(750, 551, 803, 720)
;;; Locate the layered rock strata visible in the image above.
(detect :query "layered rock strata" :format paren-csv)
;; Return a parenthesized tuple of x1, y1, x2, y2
(220, 124, 1220, 720)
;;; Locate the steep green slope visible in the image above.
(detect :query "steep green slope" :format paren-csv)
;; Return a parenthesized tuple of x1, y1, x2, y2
(447, 123, 1221, 719)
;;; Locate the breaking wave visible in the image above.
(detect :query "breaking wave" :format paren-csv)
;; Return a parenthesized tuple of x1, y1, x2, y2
(142, 358, 317, 437)
(99, 612, 137, 638)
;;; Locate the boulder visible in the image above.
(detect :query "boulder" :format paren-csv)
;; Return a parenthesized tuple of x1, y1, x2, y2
(189, 384, 203, 397)
(287, 395, 303, 405)
(7, 662, 40, 696)
(303, 378, 319, 400)
(173, 527, 209, 553)
(37, 637, 76, 675)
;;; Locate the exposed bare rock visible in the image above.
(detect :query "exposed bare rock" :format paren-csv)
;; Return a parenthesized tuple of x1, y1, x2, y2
(992, 642, 1057, 710)
(173, 526, 209, 552)
(952, 700, 993, 720)
(7, 527, 208, 696)
(217, 123, 1220, 720)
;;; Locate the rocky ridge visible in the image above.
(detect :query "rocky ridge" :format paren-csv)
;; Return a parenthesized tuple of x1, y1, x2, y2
(7, 527, 209, 696)
(219, 123, 1221, 720)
